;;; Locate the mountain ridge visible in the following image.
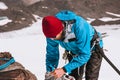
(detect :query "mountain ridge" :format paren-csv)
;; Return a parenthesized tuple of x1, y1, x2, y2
(0, 0, 120, 32)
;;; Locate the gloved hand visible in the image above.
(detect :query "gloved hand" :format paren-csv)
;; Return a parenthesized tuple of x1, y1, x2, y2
(45, 72, 55, 80)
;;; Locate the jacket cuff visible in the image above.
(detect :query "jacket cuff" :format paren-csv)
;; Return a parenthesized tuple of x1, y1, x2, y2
(62, 67, 67, 73)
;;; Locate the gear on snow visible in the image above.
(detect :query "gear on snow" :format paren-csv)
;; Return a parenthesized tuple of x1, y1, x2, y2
(45, 72, 75, 80)
(0, 52, 37, 80)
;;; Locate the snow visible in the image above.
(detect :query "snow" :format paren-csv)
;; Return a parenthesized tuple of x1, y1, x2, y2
(95, 25, 120, 80)
(106, 12, 120, 17)
(0, 19, 46, 79)
(86, 18, 96, 23)
(87, 16, 120, 24)
(87, 12, 120, 23)
(42, 6, 48, 9)
(0, 17, 120, 79)
(0, 2, 8, 10)
(0, 17, 12, 26)
(0, 19, 41, 38)
(99, 17, 120, 22)
(0, 2, 120, 80)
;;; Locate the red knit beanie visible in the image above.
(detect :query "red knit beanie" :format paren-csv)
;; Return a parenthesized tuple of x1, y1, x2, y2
(42, 16, 63, 38)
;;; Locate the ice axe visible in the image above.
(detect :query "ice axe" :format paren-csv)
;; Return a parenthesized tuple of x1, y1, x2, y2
(94, 35, 120, 76)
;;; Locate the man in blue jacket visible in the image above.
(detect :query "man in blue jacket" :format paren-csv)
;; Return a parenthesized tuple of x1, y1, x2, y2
(42, 10, 103, 80)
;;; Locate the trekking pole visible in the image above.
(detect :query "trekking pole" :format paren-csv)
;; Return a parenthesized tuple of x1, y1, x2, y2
(95, 39, 120, 76)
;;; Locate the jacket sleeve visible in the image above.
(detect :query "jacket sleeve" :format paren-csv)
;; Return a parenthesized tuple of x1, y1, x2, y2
(46, 38, 59, 72)
(63, 17, 91, 74)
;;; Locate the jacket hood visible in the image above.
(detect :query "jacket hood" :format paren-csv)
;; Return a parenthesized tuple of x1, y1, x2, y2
(55, 10, 77, 20)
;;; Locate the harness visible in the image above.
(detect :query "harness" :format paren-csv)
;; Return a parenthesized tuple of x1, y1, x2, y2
(62, 28, 101, 79)
(61, 19, 76, 42)
(62, 28, 100, 61)
(0, 57, 15, 70)
(90, 29, 101, 51)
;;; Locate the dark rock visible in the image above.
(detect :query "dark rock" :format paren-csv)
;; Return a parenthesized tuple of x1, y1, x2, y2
(0, 0, 120, 32)
(0, 0, 36, 32)
(91, 19, 120, 26)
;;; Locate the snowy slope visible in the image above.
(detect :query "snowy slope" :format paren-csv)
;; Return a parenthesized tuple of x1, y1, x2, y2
(95, 25, 120, 80)
(0, 18, 120, 79)
(0, 2, 120, 80)
(0, 19, 45, 79)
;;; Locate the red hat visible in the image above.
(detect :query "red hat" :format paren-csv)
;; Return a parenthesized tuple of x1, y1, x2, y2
(42, 16, 63, 38)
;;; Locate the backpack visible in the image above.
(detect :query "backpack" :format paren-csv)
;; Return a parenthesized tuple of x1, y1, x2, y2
(0, 52, 37, 80)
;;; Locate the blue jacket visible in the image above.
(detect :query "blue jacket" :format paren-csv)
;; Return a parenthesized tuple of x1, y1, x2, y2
(45, 10, 103, 74)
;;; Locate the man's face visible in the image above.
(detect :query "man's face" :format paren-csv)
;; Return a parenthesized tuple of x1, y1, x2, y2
(51, 30, 65, 40)
(50, 23, 65, 41)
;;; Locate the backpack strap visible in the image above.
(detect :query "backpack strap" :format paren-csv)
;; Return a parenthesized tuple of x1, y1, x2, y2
(61, 19, 76, 25)
(0, 58, 15, 70)
(90, 29, 100, 51)
(61, 19, 76, 42)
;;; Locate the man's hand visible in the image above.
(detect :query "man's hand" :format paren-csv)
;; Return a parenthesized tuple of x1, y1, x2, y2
(45, 72, 55, 80)
(51, 68, 66, 78)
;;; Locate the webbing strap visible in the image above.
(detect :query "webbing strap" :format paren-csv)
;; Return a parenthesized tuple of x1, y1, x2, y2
(0, 58, 15, 70)
(61, 19, 76, 24)
(90, 29, 100, 51)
